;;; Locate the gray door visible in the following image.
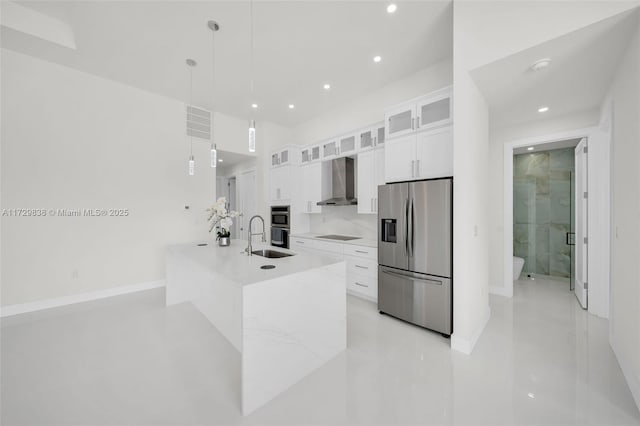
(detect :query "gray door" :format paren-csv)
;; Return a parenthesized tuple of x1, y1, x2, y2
(378, 266, 452, 335)
(408, 179, 452, 278)
(378, 183, 409, 270)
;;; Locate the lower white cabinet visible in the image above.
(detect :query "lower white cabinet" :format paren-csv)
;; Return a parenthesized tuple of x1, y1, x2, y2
(385, 125, 452, 183)
(290, 237, 378, 302)
(357, 148, 385, 214)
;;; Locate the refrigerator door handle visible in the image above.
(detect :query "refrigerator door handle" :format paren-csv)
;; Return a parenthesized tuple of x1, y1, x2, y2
(404, 199, 409, 256)
(408, 198, 414, 257)
(381, 268, 443, 285)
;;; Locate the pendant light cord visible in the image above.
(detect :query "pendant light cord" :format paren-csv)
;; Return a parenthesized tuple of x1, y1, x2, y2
(189, 64, 194, 157)
(211, 23, 215, 148)
(250, 0, 254, 96)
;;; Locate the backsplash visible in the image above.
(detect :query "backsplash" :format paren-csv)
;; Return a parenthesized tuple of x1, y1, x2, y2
(309, 206, 377, 240)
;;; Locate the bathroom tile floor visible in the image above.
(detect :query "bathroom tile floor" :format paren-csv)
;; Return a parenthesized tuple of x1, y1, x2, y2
(2, 277, 639, 425)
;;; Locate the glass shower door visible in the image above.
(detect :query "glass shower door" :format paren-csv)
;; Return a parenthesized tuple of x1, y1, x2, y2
(569, 170, 576, 291)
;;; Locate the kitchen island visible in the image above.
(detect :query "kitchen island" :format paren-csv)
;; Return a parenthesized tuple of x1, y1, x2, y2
(165, 241, 346, 415)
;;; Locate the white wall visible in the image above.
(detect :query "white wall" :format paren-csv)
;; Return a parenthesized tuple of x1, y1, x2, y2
(0, 49, 287, 307)
(488, 109, 601, 294)
(606, 19, 640, 410)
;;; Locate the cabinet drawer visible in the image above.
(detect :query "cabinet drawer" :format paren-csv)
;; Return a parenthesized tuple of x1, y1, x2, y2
(343, 244, 377, 260)
(291, 238, 314, 251)
(347, 274, 378, 300)
(346, 257, 378, 279)
(314, 239, 344, 254)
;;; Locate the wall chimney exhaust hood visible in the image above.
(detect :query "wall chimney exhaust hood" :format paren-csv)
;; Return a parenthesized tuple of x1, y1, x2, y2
(317, 157, 357, 206)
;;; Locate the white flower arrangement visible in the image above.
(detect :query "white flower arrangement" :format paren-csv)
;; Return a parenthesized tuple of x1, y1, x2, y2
(206, 197, 241, 239)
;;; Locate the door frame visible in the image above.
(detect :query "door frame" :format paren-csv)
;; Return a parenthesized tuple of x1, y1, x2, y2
(502, 127, 611, 312)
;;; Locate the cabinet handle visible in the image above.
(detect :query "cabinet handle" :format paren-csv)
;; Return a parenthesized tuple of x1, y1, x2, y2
(354, 282, 369, 288)
(355, 265, 369, 270)
(355, 250, 369, 254)
(411, 160, 415, 177)
(411, 117, 415, 130)
(373, 136, 377, 146)
(416, 116, 420, 128)
(416, 160, 420, 176)
(296, 240, 305, 244)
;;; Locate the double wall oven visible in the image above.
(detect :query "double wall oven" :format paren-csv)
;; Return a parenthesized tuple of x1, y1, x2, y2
(270, 205, 290, 249)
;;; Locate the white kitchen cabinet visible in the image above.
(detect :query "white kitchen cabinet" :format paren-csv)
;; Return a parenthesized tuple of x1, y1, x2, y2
(270, 165, 292, 203)
(270, 145, 300, 168)
(301, 162, 323, 214)
(384, 126, 453, 183)
(415, 126, 453, 179)
(385, 102, 416, 139)
(322, 140, 339, 160)
(417, 93, 452, 131)
(357, 147, 385, 214)
(358, 123, 385, 151)
(385, 133, 417, 182)
(385, 87, 452, 139)
(301, 145, 321, 164)
(338, 133, 357, 157)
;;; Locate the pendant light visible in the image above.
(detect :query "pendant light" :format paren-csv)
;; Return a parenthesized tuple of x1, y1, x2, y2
(248, 0, 256, 153)
(186, 58, 197, 176)
(208, 20, 220, 168)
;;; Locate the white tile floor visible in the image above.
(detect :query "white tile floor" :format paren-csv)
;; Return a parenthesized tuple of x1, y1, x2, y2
(2, 277, 639, 425)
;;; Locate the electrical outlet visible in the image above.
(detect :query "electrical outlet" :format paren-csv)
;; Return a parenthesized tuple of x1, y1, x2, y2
(473, 225, 478, 237)
(72, 269, 78, 279)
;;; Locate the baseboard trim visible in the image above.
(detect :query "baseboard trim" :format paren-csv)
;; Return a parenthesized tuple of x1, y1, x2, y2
(489, 285, 513, 298)
(0, 280, 166, 318)
(610, 335, 640, 412)
(451, 306, 491, 355)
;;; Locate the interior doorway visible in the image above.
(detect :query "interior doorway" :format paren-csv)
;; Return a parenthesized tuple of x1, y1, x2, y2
(511, 138, 587, 307)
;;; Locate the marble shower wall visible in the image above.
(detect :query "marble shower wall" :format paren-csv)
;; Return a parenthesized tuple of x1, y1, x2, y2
(514, 148, 574, 278)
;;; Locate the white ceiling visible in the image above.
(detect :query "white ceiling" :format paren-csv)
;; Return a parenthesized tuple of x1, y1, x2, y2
(471, 8, 639, 129)
(216, 149, 255, 170)
(2, 1, 452, 127)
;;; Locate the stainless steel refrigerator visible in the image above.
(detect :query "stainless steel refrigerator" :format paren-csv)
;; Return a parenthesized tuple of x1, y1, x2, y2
(378, 178, 452, 336)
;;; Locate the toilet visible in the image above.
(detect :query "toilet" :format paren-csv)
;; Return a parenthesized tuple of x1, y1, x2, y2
(513, 257, 525, 280)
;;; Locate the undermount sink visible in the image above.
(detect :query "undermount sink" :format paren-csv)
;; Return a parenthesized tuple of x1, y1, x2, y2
(252, 249, 294, 259)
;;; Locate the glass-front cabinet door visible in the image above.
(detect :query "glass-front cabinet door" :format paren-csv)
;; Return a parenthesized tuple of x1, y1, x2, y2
(271, 152, 280, 167)
(311, 145, 320, 161)
(322, 140, 338, 159)
(339, 134, 357, 157)
(359, 129, 374, 151)
(416, 93, 452, 131)
(385, 102, 415, 139)
(376, 125, 385, 146)
(301, 148, 311, 164)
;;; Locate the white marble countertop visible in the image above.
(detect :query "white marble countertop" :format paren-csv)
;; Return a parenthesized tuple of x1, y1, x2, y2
(166, 241, 343, 286)
(290, 233, 378, 248)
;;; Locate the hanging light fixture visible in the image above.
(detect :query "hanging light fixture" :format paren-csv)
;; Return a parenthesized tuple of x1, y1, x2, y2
(248, 0, 256, 153)
(208, 20, 220, 168)
(186, 58, 197, 176)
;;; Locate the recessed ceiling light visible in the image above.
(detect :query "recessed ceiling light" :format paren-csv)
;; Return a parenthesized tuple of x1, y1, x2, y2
(323, 83, 331, 90)
(527, 147, 534, 151)
(387, 3, 397, 13)
(373, 55, 382, 63)
(527, 393, 535, 399)
(530, 58, 551, 71)
(288, 104, 295, 109)
(251, 103, 258, 109)
(218, 159, 224, 162)
(538, 106, 549, 113)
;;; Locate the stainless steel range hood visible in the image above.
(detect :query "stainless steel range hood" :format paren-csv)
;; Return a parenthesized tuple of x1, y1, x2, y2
(317, 157, 357, 206)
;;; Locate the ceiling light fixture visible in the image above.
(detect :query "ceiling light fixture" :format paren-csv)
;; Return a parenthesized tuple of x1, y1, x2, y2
(218, 159, 224, 162)
(288, 104, 295, 109)
(208, 20, 220, 169)
(386, 3, 397, 13)
(527, 147, 534, 151)
(186, 58, 197, 176)
(538, 106, 549, 113)
(373, 55, 382, 63)
(530, 58, 551, 71)
(251, 103, 258, 109)
(323, 83, 331, 90)
(248, 0, 256, 153)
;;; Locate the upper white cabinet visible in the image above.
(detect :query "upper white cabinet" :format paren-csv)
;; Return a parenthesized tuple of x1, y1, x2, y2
(358, 123, 385, 151)
(385, 126, 452, 183)
(358, 147, 385, 214)
(385, 87, 452, 139)
(338, 133, 357, 157)
(301, 145, 321, 164)
(384, 87, 453, 183)
(301, 162, 330, 214)
(270, 145, 300, 168)
(417, 93, 452, 131)
(270, 165, 291, 202)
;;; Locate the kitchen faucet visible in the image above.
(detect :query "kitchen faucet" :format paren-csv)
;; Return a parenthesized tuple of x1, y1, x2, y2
(245, 215, 266, 256)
